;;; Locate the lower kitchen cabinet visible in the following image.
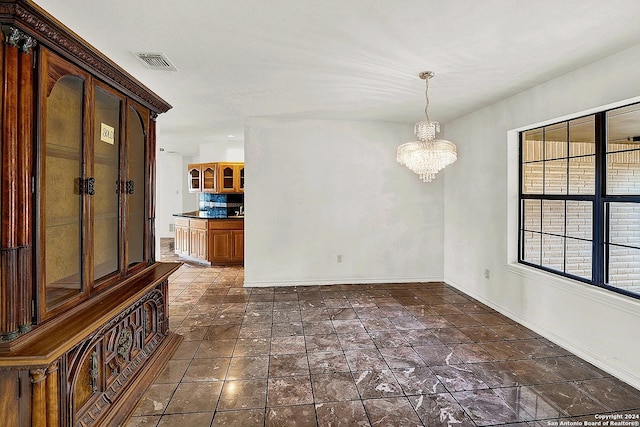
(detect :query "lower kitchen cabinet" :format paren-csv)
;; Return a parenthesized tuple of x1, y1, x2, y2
(174, 216, 243, 265)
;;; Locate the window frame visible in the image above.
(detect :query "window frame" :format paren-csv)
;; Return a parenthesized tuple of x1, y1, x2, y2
(518, 103, 640, 300)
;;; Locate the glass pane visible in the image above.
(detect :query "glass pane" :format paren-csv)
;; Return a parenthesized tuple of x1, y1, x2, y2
(45, 75, 84, 310)
(542, 200, 564, 236)
(93, 87, 121, 280)
(544, 159, 567, 194)
(566, 201, 592, 240)
(565, 238, 592, 279)
(522, 200, 541, 232)
(127, 107, 146, 266)
(608, 203, 640, 248)
(568, 156, 595, 195)
(203, 166, 216, 190)
(607, 245, 640, 296)
(544, 123, 567, 160)
(542, 233, 564, 271)
(569, 115, 595, 156)
(522, 128, 543, 162)
(522, 162, 543, 194)
(523, 231, 541, 265)
(607, 150, 640, 195)
(607, 103, 640, 154)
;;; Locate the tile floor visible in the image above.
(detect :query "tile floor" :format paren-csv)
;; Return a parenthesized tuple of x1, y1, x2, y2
(127, 250, 640, 426)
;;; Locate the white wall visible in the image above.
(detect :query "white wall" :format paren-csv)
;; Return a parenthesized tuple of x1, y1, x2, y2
(197, 141, 245, 163)
(244, 118, 444, 286)
(443, 44, 640, 389)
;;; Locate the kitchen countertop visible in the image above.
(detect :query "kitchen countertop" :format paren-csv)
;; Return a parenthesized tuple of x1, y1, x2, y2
(173, 211, 244, 219)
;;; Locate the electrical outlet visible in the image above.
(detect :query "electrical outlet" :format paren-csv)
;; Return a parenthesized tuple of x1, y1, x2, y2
(169, 223, 174, 232)
(484, 268, 490, 279)
(337, 254, 342, 263)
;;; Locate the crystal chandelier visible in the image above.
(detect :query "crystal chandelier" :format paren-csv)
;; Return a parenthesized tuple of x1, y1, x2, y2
(397, 71, 457, 182)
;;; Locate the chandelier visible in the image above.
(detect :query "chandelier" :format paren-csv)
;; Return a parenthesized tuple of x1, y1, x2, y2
(397, 71, 457, 182)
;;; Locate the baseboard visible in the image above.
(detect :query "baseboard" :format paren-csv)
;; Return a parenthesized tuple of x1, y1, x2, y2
(243, 276, 444, 288)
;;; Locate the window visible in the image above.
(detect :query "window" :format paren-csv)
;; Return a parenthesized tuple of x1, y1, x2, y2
(519, 103, 640, 299)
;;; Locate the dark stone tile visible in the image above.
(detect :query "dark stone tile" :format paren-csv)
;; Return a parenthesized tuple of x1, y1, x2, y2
(194, 339, 236, 358)
(362, 397, 423, 426)
(509, 338, 568, 358)
(308, 350, 350, 374)
(468, 362, 521, 388)
(493, 386, 563, 420)
(414, 344, 464, 366)
(392, 366, 446, 395)
(157, 412, 213, 427)
(270, 336, 306, 354)
(389, 315, 426, 330)
(410, 392, 475, 426)
(531, 383, 609, 416)
(211, 409, 265, 426)
(217, 379, 267, 410)
(332, 319, 367, 334)
(133, 383, 178, 416)
(265, 404, 317, 427)
(458, 325, 502, 342)
(204, 324, 241, 341)
(302, 320, 335, 335)
(430, 364, 488, 392)
(501, 359, 565, 385)
(329, 308, 358, 320)
(538, 356, 606, 381)
(182, 357, 230, 382)
(269, 353, 310, 377)
(480, 341, 529, 361)
(379, 346, 426, 368)
(305, 333, 342, 352)
(164, 381, 222, 413)
(226, 356, 270, 380)
(311, 372, 360, 402)
(353, 306, 387, 319)
(233, 337, 271, 356)
(575, 378, 640, 411)
(266, 376, 314, 406)
(361, 317, 395, 331)
(338, 332, 376, 350)
(431, 327, 471, 344)
(402, 329, 442, 347)
(272, 309, 302, 323)
(175, 325, 209, 341)
(453, 389, 524, 425)
(155, 359, 189, 383)
(368, 330, 410, 348)
(449, 343, 496, 363)
(125, 415, 161, 427)
(315, 400, 371, 427)
(353, 369, 403, 398)
(272, 321, 304, 337)
(300, 308, 331, 321)
(344, 348, 388, 371)
(440, 313, 481, 327)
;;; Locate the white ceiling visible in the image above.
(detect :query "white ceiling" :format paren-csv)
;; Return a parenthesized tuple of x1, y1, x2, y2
(33, 0, 640, 155)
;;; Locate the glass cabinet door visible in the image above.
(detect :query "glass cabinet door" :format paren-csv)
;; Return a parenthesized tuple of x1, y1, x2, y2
(41, 52, 89, 313)
(202, 164, 217, 192)
(188, 165, 201, 192)
(126, 105, 147, 267)
(93, 85, 122, 283)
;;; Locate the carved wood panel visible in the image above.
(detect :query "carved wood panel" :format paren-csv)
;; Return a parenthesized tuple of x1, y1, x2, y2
(65, 282, 166, 427)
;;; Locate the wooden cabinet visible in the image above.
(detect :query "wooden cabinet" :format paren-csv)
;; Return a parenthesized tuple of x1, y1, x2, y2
(0, 3, 181, 426)
(218, 162, 245, 193)
(187, 162, 244, 193)
(188, 163, 218, 193)
(174, 218, 190, 256)
(174, 218, 243, 265)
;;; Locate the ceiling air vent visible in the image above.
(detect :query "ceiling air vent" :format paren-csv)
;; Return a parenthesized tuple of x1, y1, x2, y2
(132, 52, 178, 71)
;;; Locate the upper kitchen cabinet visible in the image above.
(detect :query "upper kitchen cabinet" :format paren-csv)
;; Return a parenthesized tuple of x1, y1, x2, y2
(188, 162, 244, 193)
(218, 162, 244, 193)
(0, 2, 180, 426)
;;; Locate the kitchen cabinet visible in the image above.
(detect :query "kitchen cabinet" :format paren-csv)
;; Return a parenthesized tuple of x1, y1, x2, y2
(187, 162, 244, 193)
(0, 3, 180, 426)
(218, 163, 245, 193)
(174, 216, 243, 265)
(188, 163, 218, 193)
